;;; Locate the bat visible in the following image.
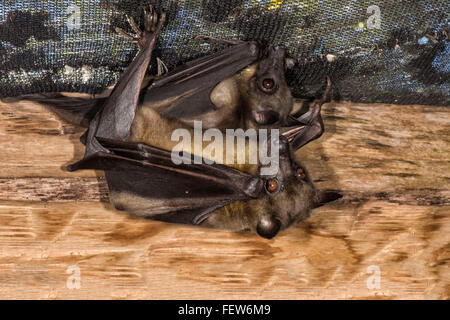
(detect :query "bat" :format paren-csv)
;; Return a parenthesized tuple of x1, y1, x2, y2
(6, 6, 341, 238)
(10, 27, 298, 133)
(65, 6, 340, 238)
(141, 35, 296, 130)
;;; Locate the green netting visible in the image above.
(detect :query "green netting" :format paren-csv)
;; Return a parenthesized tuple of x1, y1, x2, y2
(0, 0, 448, 105)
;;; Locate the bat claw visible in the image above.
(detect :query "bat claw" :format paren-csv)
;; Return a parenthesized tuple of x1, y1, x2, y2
(126, 14, 141, 36)
(144, 5, 157, 32)
(117, 5, 166, 50)
(115, 27, 138, 42)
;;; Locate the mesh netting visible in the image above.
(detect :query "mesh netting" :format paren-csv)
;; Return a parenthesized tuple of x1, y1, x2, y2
(0, 0, 448, 105)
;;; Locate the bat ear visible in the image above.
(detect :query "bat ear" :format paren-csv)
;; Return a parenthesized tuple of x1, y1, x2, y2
(256, 216, 281, 239)
(315, 190, 343, 208)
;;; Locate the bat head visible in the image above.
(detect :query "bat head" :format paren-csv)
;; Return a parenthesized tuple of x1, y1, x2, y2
(253, 136, 341, 239)
(241, 46, 294, 129)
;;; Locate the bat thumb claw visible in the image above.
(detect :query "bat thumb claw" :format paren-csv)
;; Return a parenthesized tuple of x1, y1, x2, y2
(66, 164, 76, 172)
(156, 11, 166, 33)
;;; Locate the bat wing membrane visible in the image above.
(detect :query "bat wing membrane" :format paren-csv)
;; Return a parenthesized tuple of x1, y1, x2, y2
(142, 41, 261, 119)
(70, 138, 264, 225)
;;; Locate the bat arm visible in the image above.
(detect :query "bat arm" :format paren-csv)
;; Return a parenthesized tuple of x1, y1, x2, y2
(289, 117, 324, 150)
(94, 38, 156, 139)
(81, 8, 165, 159)
(69, 7, 166, 170)
(283, 77, 331, 150)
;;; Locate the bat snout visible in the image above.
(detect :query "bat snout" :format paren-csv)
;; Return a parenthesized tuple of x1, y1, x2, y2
(256, 215, 281, 239)
(252, 110, 280, 125)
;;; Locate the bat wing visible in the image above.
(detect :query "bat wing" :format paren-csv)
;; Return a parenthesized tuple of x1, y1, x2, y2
(70, 138, 264, 225)
(68, 13, 265, 225)
(142, 41, 261, 119)
(281, 78, 332, 150)
(3, 93, 105, 127)
(14, 42, 260, 130)
(76, 10, 166, 158)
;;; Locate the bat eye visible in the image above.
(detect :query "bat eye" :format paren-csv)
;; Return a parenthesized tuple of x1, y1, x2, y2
(265, 178, 279, 193)
(263, 78, 274, 89)
(260, 78, 276, 93)
(296, 168, 306, 180)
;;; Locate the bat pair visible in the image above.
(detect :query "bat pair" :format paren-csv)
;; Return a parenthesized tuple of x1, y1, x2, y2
(14, 6, 342, 238)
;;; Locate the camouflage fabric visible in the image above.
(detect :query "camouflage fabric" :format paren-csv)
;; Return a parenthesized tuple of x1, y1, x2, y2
(0, 0, 448, 106)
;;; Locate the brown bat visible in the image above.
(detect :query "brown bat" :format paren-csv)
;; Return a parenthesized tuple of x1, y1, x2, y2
(141, 35, 295, 130)
(13, 31, 297, 133)
(7, 6, 341, 238)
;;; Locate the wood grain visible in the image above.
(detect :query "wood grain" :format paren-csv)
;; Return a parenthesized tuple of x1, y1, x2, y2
(0, 99, 448, 299)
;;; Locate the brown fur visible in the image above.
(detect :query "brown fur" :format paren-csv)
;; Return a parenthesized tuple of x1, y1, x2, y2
(140, 63, 294, 131)
(128, 105, 318, 233)
(202, 152, 317, 232)
(130, 106, 259, 175)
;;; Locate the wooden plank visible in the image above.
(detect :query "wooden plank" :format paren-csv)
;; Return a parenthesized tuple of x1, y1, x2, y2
(0, 99, 448, 299)
(0, 100, 93, 178)
(0, 201, 447, 299)
(0, 178, 108, 202)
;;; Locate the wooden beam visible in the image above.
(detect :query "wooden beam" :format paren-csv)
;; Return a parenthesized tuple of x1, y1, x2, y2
(0, 99, 448, 299)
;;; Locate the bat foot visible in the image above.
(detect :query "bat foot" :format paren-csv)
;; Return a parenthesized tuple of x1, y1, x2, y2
(116, 5, 166, 50)
(301, 77, 332, 123)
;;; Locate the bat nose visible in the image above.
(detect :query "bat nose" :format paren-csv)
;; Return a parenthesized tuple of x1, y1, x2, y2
(256, 215, 281, 239)
(253, 110, 280, 125)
